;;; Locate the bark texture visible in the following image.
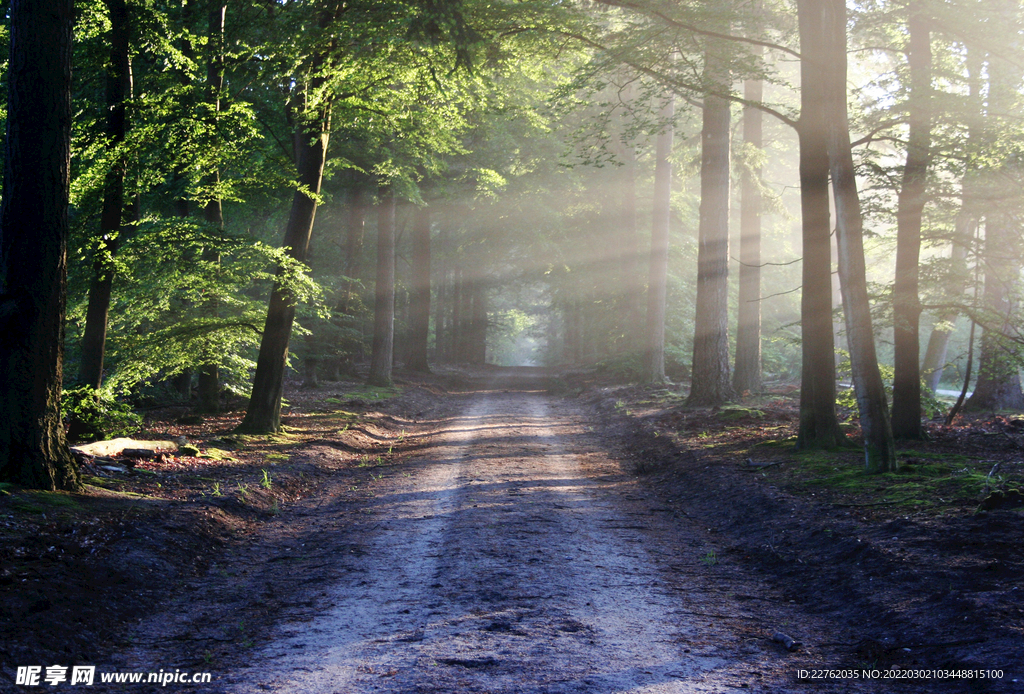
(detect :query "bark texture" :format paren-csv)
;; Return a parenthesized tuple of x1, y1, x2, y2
(890, 10, 931, 439)
(643, 96, 674, 383)
(0, 0, 79, 490)
(368, 192, 397, 386)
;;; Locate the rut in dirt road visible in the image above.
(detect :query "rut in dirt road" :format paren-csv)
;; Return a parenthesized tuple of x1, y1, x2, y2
(222, 376, 822, 693)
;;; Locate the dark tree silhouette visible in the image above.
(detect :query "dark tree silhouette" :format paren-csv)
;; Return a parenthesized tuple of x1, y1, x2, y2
(0, 0, 79, 490)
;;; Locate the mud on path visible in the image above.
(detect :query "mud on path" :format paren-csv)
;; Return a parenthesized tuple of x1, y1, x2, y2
(108, 370, 915, 693)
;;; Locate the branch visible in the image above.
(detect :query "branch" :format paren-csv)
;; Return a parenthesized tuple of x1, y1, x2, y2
(592, 0, 802, 60)
(557, 30, 799, 129)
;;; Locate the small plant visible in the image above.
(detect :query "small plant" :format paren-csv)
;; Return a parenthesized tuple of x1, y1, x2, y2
(260, 469, 272, 490)
(269, 499, 280, 516)
(237, 483, 249, 501)
(701, 550, 718, 567)
(211, 482, 222, 497)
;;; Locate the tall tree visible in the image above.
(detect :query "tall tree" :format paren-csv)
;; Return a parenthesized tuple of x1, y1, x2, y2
(796, 0, 846, 450)
(965, 31, 1024, 411)
(688, 37, 734, 407)
(407, 204, 432, 372)
(368, 190, 397, 385)
(238, 8, 336, 433)
(891, 8, 932, 439)
(643, 94, 674, 383)
(78, 0, 132, 390)
(824, 0, 896, 471)
(733, 63, 764, 396)
(0, 0, 79, 490)
(197, 2, 227, 413)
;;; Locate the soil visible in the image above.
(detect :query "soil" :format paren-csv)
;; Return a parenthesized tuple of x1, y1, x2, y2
(1, 366, 1021, 692)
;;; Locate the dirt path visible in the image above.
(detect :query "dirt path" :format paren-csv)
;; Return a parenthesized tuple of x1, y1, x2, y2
(109, 372, 894, 693)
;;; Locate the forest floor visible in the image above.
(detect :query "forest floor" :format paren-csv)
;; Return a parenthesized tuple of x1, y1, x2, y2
(1, 366, 1022, 692)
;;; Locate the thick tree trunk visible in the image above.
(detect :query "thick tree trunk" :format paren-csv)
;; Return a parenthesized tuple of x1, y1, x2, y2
(0, 0, 79, 490)
(824, 0, 896, 471)
(643, 96, 674, 383)
(368, 191, 397, 386)
(197, 3, 226, 414)
(238, 108, 329, 433)
(796, 0, 845, 450)
(79, 0, 131, 390)
(688, 41, 733, 407)
(733, 74, 763, 396)
(451, 267, 464, 362)
(407, 205, 432, 372)
(891, 10, 931, 439)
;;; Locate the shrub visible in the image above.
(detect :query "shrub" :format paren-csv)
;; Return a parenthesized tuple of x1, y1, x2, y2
(62, 386, 142, 444)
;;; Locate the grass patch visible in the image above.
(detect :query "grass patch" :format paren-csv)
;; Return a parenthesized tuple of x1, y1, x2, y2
(780, 449, 1005, 511)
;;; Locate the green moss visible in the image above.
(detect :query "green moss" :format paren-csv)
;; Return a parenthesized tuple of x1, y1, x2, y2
(198, 448, 236, 461)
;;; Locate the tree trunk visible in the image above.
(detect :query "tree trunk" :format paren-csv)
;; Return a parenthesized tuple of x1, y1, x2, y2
(733, 73, 764, 396)
(368, 191, 397, 386)
(921, 48, 981, 393)
(197, 3, 226, 414)
(0, 0, 79, 490)
(688, 40, 734, 406)
(824, 0, 896, 471)
(469, 280, 487, 364)
(78, 0, 131, 390)
(890, 10, 931, 439)
(237, 104, 330, 434)
(434, 229, 448, 362)
(796, 0, 846, 450)
(965, 31, 1024, 411)
(407, 205, 432, 372)
(643, 96, 674, 383)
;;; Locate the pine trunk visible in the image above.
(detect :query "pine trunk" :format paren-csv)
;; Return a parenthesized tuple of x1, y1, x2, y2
(78, 0, 131, 390)
(824, 0, 896, 471)
(796, 0, 846, 450)
(368, 191, 397, 386)
(644, 96, 674, 383)
(407, 205, 432, 372)
(890, 11, 931, 439)
(688, 40, 733, 407)
(0, 0, 79, 490)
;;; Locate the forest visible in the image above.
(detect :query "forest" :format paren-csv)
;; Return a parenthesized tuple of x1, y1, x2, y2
(1, 0, 1024, 691)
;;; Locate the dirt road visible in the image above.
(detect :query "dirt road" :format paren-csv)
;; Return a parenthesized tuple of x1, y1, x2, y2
(111, 372, 892, 693)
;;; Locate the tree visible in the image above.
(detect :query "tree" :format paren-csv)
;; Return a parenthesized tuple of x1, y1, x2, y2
(78, 0, 132, 390)
(643, 94, 674, 383)
(824, 0, 896, 471)
(368, 191, 397, 385)
(238, 7, 336, 433)
(796, 0, 846, 450)
(687, 36, 735, 407)
(407, 204, 432, 372)
(733, 69, 764, 397)
(0, 0, 80, 490)
(891, 7, 931, 439)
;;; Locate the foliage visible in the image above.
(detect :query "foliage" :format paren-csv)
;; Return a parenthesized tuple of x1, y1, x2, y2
(61, 386, 142, 444)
